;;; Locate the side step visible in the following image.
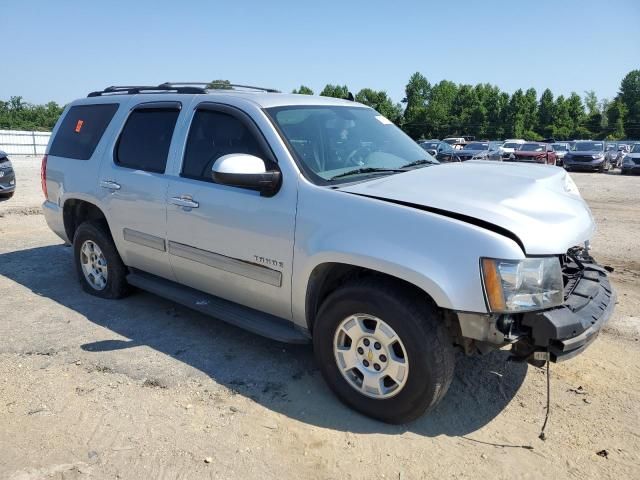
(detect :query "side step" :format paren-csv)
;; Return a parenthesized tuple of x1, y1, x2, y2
(127, 271, 310, 344)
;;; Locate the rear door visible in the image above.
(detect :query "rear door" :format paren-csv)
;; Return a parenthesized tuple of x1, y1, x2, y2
(98, 101, 182, 280)
(165, 103, 297, 320)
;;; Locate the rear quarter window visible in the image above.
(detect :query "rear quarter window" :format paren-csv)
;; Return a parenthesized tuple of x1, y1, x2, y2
(49, 104, 119, 160)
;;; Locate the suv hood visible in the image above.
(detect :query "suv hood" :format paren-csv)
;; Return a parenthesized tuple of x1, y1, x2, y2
(338, 162, 594, 255)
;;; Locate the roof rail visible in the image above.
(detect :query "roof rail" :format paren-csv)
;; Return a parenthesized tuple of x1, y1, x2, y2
(87, 84, 207, 97)
(161, 82, 281, 93)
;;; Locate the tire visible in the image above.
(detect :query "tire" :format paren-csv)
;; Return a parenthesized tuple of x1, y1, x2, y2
(313, 277, 456, 424)
(0, 191, 14, 199)
(73, 221, 129, 299)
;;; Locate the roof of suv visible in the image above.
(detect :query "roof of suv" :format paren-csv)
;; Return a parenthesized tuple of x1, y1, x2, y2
(79, 85, 359, 110)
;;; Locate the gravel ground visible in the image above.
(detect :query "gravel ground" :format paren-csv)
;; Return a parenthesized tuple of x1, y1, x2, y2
(1, 157, 639, 479)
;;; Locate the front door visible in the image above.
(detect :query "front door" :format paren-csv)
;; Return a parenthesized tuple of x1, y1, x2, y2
(165, 103, 297, 320)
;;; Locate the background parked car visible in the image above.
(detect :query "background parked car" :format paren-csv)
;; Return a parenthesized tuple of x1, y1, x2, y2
(563, 141, 608, 172)
(551, 142, 570, 166)
(507, 142, 557, 165)
(0, 150, 16, 199)
(455, 141, 493, 161)
(497, 139, 525, 159)
(621, 143, 640, 175)
(418, 140, 460, 162)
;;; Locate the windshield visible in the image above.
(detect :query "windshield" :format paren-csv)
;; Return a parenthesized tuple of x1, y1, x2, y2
(632, 143, 640, 153)
(573, 142, 604, 152)
(503, 142, 520, 149)
(552, 144, 568, 151)
(463, 142, 489, 150)
(267, 106, 437, 183)
(520, 143, 544, 152)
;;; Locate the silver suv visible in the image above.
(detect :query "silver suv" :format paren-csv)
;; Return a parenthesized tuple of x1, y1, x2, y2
(42, 83, 615, 423)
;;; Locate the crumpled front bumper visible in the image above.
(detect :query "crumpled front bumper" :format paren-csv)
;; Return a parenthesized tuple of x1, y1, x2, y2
(521, 259, 615, 362)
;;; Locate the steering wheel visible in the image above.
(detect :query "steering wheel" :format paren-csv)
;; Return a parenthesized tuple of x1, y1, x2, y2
(345, 145, 372, 166)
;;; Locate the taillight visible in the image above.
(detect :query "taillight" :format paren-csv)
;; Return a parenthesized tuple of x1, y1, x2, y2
(41, 154, 48, 199)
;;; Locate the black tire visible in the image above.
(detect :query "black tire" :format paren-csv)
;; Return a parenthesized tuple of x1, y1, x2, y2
(0, 191, 14, 199)
(73, 221, 129, 299)
(313, 277, 456, 424)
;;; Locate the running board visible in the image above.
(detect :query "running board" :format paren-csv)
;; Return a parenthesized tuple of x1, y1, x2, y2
(126, 271, 310, 344)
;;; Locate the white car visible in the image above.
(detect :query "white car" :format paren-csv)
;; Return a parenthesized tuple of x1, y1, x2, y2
(498, 139, 526, 159)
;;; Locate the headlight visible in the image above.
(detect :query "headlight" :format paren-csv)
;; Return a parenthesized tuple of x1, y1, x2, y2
(0, 170, 4, 178)
(481, 257, 564, 313)
(592, 153, 604, 159)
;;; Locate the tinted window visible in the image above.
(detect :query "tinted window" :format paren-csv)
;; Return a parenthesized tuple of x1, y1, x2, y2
(49, 104, 118, 160)
(181, 110, 265, 181)
(116, 108, 179, 173)
(573, 142, 604, 152)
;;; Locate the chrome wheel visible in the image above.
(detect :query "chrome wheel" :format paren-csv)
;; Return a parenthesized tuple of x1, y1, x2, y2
(334, 314, 409, 399)
(79, 240, 108, 290)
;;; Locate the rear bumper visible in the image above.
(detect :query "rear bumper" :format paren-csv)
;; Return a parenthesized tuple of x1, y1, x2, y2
(43, 200, 70, 244)
(522, 260, 615, 362)
(565, 160, 604, 171)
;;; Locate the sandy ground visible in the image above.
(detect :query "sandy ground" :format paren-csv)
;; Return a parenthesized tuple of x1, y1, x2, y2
(1, 157, 639, 480)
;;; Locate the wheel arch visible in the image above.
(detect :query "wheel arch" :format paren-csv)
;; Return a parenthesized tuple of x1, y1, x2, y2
(63, 198, 111, 242)
(304, 261, 448, 334)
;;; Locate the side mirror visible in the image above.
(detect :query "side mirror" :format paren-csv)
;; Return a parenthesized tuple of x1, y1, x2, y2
(211, 154, 281, 197)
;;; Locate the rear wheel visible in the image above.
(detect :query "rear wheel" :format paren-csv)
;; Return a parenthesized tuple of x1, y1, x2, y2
(313, 278, 456, 424)
(73, 221, 129, 299)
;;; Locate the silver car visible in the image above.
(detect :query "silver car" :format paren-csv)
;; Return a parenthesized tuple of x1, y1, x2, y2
(42, 83, 615, 423)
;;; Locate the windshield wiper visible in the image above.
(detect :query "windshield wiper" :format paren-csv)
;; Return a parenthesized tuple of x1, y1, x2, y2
(329, 167, 404, 181)
(400, 159, 439, 169)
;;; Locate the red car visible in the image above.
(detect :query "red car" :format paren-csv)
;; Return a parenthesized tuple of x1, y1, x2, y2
(507, 142, 557, 165)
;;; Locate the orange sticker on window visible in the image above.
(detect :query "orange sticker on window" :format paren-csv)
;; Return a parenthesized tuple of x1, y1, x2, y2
(75, 120, 84, 133)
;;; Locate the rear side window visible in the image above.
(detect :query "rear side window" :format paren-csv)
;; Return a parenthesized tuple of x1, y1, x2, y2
(49, 104, 119, 160)
(181, 110, 266, 182)
(115, 107, 180, 173)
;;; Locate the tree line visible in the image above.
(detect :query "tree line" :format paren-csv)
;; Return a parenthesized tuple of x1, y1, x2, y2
(2, 71, 639, 141)
(293, 69, 640, 141)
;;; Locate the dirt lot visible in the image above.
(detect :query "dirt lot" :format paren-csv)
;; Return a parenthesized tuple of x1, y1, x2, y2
(1, 157, 639, 480)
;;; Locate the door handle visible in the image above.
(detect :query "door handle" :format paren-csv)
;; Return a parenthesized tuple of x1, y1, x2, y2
(170, 195, 199, 209)
(100, 180, 121, 190)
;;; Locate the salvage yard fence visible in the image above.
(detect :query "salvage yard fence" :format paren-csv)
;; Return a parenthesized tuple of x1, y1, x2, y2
(0, 130, 51, 156)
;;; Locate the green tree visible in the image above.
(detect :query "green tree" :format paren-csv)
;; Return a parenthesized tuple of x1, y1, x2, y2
(566, 92, 586, 137)
(423, 80, 458, 139)
(402, 72, 431, 138)
(355, 88, 402, 124)
(537, 89, 555, 137)
(319, 84, 349, 99)
(505, 89, 526, 138)
(292, 85, 314, 95)
(584, 90, 599, 115)
(206, 79, 232, 89)
(618, 70, 640, 138)
(605, 99, 626, 139)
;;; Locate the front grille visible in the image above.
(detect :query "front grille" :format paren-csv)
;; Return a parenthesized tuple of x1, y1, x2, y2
(572, 155, 593, 162)
(634, 159, 640, 165)
(458, 154, 473, 161)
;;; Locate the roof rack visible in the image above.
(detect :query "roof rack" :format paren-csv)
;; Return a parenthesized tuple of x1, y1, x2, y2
(162, 81, 281, 93)
(88, 84, 207, 97)
(88, 82, 281, 98)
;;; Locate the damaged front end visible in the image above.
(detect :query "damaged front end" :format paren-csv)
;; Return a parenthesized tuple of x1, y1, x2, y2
(453, 247, 615, 365)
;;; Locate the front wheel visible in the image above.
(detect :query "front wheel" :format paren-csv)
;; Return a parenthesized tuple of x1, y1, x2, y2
(313, 278, 456, 424)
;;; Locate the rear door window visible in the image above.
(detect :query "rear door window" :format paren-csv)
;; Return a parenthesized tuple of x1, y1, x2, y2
(115, 106, 180, 173)
(49, 104, 119, 160)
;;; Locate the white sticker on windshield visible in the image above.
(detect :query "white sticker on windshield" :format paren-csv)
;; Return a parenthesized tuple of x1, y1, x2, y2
(375, 115, 393, 125)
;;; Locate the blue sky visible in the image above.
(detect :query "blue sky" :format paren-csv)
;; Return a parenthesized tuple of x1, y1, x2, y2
(3, 0, 639, 106)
